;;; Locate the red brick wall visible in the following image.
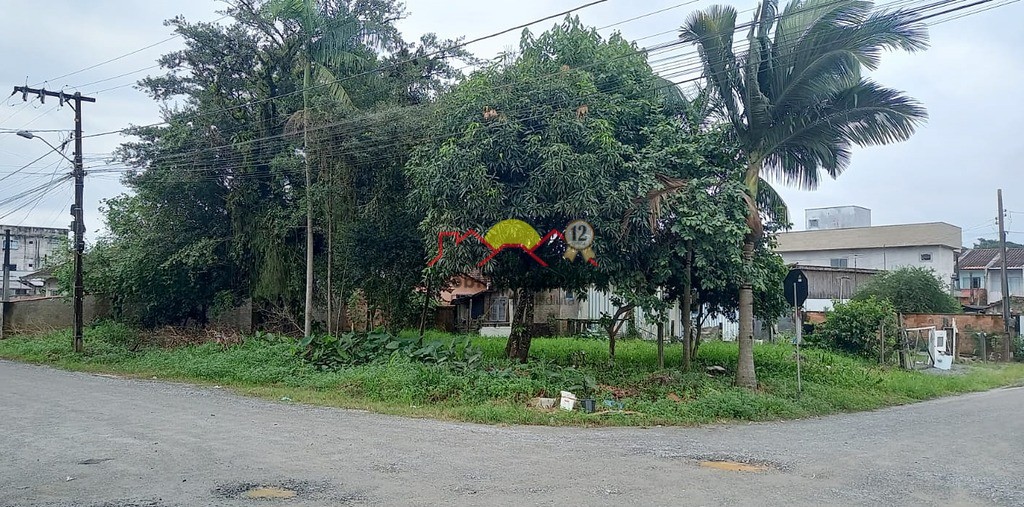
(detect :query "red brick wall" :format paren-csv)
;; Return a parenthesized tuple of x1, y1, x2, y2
(902, 313, 1009, 358)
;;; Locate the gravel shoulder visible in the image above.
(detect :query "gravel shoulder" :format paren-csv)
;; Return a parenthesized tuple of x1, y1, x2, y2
(2, 360, 1022, 507)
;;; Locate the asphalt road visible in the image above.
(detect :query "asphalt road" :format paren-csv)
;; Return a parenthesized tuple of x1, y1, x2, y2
(2, 360, 1022, 507)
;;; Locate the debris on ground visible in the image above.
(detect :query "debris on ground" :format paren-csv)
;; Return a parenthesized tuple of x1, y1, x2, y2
(705, 365, 728, 376)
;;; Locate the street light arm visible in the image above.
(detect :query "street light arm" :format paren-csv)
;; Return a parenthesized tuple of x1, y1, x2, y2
(16, 131, 75, 165)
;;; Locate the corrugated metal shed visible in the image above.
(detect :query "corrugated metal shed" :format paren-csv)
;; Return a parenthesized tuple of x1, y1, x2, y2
(775, 222, 961, 252)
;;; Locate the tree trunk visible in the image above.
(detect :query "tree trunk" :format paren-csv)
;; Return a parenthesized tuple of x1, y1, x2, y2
(692, 304, 705, 360)
(682, 241, 693, 372)
(736, 238, 758, 389)
(505, 289, 535, 362)
(418, 278, 432, 346)
(302, 64, 314, 339)
(657, 321, 665, 369)
(326, 164, 333, 337)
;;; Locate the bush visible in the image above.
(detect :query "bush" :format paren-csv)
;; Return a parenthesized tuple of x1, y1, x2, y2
(296, 331, 482, 371)
(810, 297, 899, 360)
(852, 266, 960, 314)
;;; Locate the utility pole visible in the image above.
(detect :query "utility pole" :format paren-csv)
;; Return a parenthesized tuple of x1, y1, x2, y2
(997, 189, 1013, 358)
(2, 229, 10, 301)
(13, 86, 95, 352)
(1, 229, 10, 340)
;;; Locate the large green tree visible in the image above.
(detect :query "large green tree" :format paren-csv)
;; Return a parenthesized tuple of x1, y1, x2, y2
(680, 0, 928, 387)
(104, 0, 457, 329)
(974, 238, 1024, 249)
(408, 18, 673, 361)
(853, 266, 960, 314)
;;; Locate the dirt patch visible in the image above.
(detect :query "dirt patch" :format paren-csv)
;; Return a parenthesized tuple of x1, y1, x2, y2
(214, 480, 365, 504)
(700, 460, 770, 472)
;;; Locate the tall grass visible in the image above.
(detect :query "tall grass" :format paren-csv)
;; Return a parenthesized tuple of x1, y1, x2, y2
(2, 322, 1022, 426)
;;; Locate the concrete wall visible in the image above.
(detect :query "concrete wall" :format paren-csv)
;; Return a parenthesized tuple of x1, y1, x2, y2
(805, 206, 871, 230)
(207, 299, 253, 334)
(1, 295, 110, 335)
(780, 245, 957, 290)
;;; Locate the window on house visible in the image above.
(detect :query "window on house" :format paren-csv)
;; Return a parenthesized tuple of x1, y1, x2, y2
(808, 219, 820, 230)
(971, 277, 983, 289)
(14, 289, 28, 295)
(920, 253, 932, 262)
(830, 258, 848, 268)
(3, 239, 19, 250)
(28, 240, 33, 245)
(489, 297, 508, 322)
(5, 264, 16, 271)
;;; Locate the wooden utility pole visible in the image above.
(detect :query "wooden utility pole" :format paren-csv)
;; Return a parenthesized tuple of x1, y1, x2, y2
(997, 189, 1012, 359)
(12, 87, 94, 353)
(1, 229, 10, 340)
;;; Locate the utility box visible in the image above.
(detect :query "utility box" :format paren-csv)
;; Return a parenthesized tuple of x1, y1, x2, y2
(929, 329, 953, 370)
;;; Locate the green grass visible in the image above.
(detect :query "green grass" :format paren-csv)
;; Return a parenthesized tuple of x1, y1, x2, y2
(2, 322, 1023, 426)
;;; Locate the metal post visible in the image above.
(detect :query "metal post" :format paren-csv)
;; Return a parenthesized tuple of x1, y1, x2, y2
(794, 281, 802, 396)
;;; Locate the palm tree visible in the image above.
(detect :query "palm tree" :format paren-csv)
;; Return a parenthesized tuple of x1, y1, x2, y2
(268, 0, 367, 338)
(680, 0, 928, 387)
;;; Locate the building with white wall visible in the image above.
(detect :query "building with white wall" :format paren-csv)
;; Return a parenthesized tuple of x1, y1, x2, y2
(0, 225, 69, 272)
(775, 221, 963, 293)
(805, 205, 871, 230)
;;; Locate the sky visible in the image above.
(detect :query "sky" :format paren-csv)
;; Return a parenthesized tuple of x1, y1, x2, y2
(1, 0, 1021, 248)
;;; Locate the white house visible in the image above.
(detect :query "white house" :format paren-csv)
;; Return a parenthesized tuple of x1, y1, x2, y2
(775, 220, 962, 296)
(956, 248, 1024, 305)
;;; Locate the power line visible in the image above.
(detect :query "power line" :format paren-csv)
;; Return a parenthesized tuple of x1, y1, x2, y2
(92, 0, 941, 168)
(12, 0, 1008, 184)
(35, 36, 180, 87)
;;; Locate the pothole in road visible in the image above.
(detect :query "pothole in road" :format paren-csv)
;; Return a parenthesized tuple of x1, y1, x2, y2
(243, 486, 297, 499)
(214, 480, 366, 503)
(699, 460, 771, 472)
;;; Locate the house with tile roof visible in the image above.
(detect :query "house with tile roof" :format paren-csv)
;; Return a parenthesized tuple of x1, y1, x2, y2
(956, 248, 1024, 306)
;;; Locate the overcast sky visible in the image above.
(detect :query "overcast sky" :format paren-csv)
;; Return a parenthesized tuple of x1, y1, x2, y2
(1, 0, 1021, 247)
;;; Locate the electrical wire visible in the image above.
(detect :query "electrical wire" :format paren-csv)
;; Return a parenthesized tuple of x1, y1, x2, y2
(87, 0, 940, 171)
(8, 0, 1012, 188)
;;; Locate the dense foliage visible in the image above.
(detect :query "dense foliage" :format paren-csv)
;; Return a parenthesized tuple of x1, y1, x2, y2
(47, 0, 925, 385)
(853, 267, 961, 314)
(679, 0, 928, 387)
(296, 331, 482, 370)
(810, 297, 900, 360)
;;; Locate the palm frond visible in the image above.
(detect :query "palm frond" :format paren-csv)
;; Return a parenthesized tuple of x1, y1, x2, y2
(772, 1, 928, 113)
(680, 6, 744, 134)
(762, 78, 927, 189)
(756, 178, 789, 225)
(652, 75, 689, 111)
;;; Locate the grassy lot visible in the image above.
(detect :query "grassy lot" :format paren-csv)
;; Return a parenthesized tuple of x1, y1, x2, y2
(2, 322, 1023, 426)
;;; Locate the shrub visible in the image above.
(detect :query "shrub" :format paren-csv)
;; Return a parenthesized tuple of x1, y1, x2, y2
(810, 297, 899, 360)
(852, 266, 960, 314)
(296, 331, 482, 370)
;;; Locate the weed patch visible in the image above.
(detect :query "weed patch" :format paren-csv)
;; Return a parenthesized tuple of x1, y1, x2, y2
(2, 322, 1023, 426)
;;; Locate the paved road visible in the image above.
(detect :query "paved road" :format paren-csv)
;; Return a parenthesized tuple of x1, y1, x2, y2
(1, 360, 1022, 507)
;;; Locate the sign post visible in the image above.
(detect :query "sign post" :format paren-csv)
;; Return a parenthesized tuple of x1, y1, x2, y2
(784, 269, 808, 395)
